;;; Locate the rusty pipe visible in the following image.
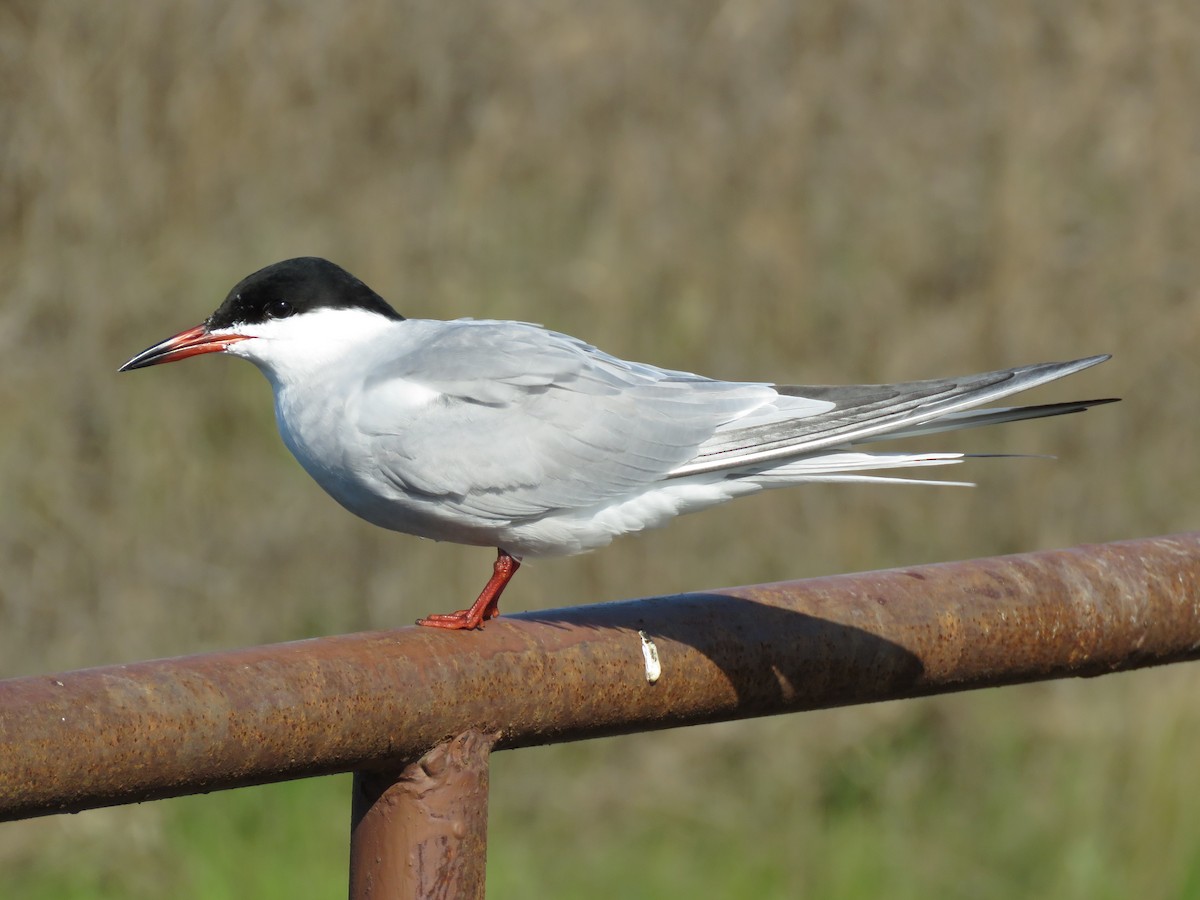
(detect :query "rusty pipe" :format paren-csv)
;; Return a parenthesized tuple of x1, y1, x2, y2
(1, 533, 1198, 821)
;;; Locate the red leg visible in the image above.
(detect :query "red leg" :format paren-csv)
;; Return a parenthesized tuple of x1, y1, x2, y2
(417, 549, 521, 630)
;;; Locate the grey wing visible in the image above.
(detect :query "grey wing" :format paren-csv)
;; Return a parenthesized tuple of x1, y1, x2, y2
(670, 355, 1111, 478)
(355, 321, 822, 519)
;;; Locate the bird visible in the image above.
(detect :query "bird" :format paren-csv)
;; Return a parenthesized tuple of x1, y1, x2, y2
(120, 257, 1114, 630)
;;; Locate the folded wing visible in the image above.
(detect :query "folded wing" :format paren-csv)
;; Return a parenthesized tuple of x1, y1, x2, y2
(356, 320, 1110, 523)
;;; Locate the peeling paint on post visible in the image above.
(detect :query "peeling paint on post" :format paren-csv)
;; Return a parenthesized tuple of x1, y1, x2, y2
(350, 730, 496, 900)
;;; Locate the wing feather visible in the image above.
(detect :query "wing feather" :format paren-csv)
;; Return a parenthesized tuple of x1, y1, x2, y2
(355, 321, 773, 519)
(351, 320, 1108, 525)
(670, 355, 1110, 477)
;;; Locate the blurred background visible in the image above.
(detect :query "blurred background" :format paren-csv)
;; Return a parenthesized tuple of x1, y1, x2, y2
(2, 1, 1198, 897)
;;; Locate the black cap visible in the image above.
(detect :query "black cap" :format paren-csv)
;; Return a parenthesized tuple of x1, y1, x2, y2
(207, 257, 404, 330)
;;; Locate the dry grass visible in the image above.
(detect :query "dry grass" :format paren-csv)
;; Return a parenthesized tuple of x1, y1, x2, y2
(1, 2, 1198, 896)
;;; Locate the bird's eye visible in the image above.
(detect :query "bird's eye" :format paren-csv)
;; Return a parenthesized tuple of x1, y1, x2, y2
(264, 299, 294, 319)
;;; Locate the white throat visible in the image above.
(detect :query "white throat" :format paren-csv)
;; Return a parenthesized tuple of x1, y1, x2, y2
(221, 307, 402, 389)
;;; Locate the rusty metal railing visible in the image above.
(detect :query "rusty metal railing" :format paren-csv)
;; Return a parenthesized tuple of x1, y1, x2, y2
(2, 533, 1199, 897)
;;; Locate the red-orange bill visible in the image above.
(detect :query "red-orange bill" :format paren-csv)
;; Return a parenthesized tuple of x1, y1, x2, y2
(119, 325, 250, 372)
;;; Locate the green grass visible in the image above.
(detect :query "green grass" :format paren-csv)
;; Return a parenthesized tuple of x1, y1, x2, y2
(3, 1, 1200, 896)
(2, 778, 350, 900)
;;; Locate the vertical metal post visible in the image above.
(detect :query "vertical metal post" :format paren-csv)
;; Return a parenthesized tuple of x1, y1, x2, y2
(349, 730, 497, 899)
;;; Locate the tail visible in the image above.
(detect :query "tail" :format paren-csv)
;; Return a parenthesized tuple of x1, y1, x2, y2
(669, 355, 1115, 481)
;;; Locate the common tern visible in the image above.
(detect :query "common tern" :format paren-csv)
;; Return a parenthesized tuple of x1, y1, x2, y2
(120, 257, 1114, 629)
